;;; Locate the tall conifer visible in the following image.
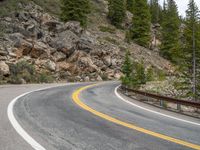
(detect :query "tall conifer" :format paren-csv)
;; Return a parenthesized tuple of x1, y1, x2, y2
(108, 0, 126, 28)
(181, 0, 200, 99)
(160, 0, 181, 63)
(130, 0, 151, 47)
(127, 0, 135, 13)
(60, 0, 90, 26)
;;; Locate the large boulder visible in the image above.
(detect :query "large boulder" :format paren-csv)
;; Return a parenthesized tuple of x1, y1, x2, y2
(0, 46, 8, 56)
(50, 30, 79, 57)
(53, 52, 66, 62)
(103, 56, 112, 67)
(57, 62, 73, 71)
(45, 60, 56, 71)
(14, 39, 33, 56)
(0, 61, 10, 76)
(30, 41, 50, 59)
(64, 21, 83, 35)
(77, 31, 95, 53)
(79, 56, 100, 73)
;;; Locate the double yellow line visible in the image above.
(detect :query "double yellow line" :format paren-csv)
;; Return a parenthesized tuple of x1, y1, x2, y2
(72, 84, 200, 150)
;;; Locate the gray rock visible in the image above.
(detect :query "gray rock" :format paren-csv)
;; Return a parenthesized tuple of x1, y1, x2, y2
(0, 48, 8, 56)
(0, 61, 10, 75)
(97, 75, 103, 81)
(0, 56, 7, 61)
(45, 60, 56, 71)
(53, 52, 66, 62)
(77, 31, 95, 53)
(50, 30, 79, 57)
(103, 56, 112, 67)
(13, 39, 33, 55)
(9, 33, 24, 43)
(84, 76, 90, 82)
(64, 21, 83, 35)
(9, 52, 17, 58)
(30, 41, 50, 59)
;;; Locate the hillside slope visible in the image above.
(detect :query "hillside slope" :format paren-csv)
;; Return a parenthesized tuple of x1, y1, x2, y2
(0, 0, 173, 84)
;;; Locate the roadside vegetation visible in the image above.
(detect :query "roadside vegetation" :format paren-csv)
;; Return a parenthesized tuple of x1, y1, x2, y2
(119, 0, 200, 101)
(6, 61, 54, 84)
(121, 50, 166, 89)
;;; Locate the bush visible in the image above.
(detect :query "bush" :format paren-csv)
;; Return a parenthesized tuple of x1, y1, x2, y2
(146, 66, 154, 82)
(125, 30, 132, 43)
(37, 72, 54, 83)
(156, 69, 166, 81)
(8, 61, 35, 83)
(104, 37, 119, 45)
(99, 26, 116, 34)
(8, 61, 54, 84)
(101, 73, 109, 81)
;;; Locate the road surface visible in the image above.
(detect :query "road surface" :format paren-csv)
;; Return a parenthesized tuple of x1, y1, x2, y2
(1, 82, 200, 149)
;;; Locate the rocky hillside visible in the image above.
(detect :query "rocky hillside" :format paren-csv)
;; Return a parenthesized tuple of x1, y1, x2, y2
(0, 1, 173, 83)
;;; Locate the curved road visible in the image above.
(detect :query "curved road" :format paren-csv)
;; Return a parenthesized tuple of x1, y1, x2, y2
(1, 82, 200, 149)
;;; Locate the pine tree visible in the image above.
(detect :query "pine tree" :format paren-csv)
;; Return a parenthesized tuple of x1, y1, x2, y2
(149, 0, 162, 24)
(127, 0, 135, 13)
(160, 0, 181, 63)
(121, 50, 133, 86)
(130, 0, 151, 47)
(108, 0, 126, 28)
(136, 61, 146, 84)
(181, 0, 200, 100)
(196, 22, 200, 99)
(60, 0, 90, 26)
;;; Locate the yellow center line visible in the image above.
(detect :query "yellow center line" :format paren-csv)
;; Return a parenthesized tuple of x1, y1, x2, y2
(72, 83, 200, 150)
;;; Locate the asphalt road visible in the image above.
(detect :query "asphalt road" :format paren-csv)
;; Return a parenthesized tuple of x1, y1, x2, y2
(1, 82, 200, 150)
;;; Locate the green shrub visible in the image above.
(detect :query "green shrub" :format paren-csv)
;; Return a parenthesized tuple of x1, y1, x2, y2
(8, 61, 35, 84)
(104, 37, 119, 45)
(8, 61, 54, 84)
(125, 30, 132, 43)
(99, 26, 116, 34)
(37, 72, 54, 83)
(156, 69, 166, 81)
(101, 73, 109, 81)
(146, 66, 154, 82)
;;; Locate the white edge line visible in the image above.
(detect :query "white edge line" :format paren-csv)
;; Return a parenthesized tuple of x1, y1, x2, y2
(115, 85, 200, 126)
(7, 84, 74, 150)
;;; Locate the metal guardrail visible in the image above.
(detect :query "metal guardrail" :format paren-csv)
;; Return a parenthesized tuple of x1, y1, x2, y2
(121, 85, 200, 109)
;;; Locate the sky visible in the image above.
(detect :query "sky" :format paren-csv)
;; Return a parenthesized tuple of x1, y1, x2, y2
(159, 0, 200, 17)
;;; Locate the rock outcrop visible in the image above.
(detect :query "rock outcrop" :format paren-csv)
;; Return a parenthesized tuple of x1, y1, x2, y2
(0, 1, 173, 83)
(0, 2, 124, 82)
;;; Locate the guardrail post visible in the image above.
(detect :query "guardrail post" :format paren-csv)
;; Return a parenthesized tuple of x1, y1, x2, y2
(160, 100, 163, 107)
(177, 104, 181, 111)
(125, 85, 128, 95)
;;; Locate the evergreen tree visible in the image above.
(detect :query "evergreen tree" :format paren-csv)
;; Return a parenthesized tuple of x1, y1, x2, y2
(149, 0, 162, 24)
(60, 0, 90, 26)
(160, 0, 181, 63)
(130, 0, 151, 47)
(181, 0, 200, 100)
(127, 0, 135, 13)
(108, 0, 126, 28)
(136, 61, 146, 84)
(121, 50, 133, 85)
